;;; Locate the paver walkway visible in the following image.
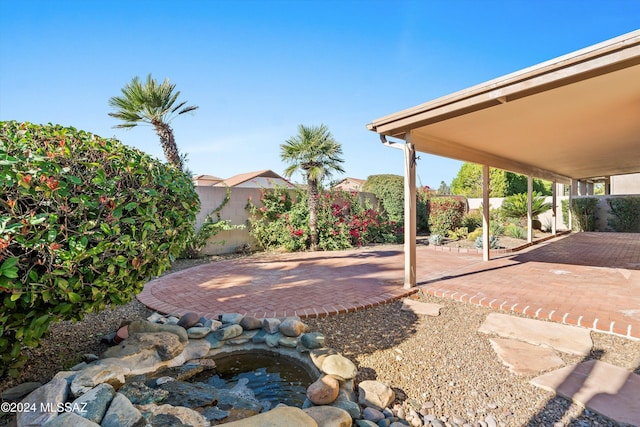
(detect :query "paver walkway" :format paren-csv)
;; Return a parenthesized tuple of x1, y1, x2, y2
(137, 232, 640, 339)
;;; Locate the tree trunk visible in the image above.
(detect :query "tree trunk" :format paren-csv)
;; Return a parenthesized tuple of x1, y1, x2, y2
(153, 120, 183, 171)
(307, 176, 319, 251)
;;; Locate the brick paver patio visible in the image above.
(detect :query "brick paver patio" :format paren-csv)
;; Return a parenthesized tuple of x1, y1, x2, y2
(137, 232, 640, 339)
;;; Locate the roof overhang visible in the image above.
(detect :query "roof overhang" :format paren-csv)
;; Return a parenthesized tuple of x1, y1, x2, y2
(367, 30, 640, 184)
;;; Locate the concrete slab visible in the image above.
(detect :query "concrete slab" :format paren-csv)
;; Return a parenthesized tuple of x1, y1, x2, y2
(401, 299, 443, 316)
(489, 338, 565, 376)
(479, 313, 592, 356)
(531, 360, 640, 426)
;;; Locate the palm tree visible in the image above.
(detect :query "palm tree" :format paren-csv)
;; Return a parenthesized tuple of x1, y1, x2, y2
(108, 74, 198, 170)
(281, 124, 345, 251)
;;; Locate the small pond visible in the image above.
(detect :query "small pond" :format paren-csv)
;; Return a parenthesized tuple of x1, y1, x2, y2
(189, 349, 316, 408)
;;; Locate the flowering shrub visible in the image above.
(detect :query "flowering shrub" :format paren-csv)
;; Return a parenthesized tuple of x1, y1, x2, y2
(427, 197, 467, 236)
(0, 121, 198, 377)
(247, 187, 401, 252)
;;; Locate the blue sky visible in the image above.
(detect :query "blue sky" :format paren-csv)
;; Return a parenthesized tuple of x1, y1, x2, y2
(1, 1, 638, 188)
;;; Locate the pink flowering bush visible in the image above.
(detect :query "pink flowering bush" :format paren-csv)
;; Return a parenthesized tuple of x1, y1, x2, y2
(247, 187, 401, 252)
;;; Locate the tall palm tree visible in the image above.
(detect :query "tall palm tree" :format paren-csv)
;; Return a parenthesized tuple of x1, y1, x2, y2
(108, 74, 198, 170)
(281, 124, 345, 251)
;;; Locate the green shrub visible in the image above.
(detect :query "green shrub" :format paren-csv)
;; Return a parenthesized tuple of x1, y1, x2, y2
(0, 121, 199, 378)
(468, 228, 483, 241)
(607, 197, 640, 232)
(246, 187, 401, 252)
(363, 174, 404, 223)
(501, 192, 551, 221)
(504, 223, 527, 239)
(427, 197, 466, 236)
(571, 197, 599, 231)
(462, 211, 482, 232)
(447, 227, 468, 240)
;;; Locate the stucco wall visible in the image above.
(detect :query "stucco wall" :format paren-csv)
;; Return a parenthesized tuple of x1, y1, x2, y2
(467, 196, 570, 230)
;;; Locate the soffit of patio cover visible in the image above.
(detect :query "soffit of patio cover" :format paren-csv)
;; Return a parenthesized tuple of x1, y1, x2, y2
(367, 30, 640, 184)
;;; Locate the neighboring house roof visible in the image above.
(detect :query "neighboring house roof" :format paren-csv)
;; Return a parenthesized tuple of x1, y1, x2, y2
(215, 170, 296, 188)
(192, 174, 223, 186)
(333, 177, 365, 191)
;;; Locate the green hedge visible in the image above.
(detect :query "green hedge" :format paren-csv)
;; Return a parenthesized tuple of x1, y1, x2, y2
(427, 197, 467, 236)
(607, 197, 640, 232)
(363, 174, 404, 223)
(0, 121, 199, 377)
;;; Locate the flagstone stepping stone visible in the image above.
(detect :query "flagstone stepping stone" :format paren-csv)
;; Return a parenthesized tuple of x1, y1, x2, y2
(489, 338, 564, 375)
(479, 313, 592, 355)
(531, 360, 640, 426)
(400, 299, 443, 316)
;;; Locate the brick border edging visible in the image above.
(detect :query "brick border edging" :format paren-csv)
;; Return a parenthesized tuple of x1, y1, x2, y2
(421, 287, 639, 341)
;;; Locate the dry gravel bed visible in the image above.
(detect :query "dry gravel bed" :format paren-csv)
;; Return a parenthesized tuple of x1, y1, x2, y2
(1, 250, 639, 427)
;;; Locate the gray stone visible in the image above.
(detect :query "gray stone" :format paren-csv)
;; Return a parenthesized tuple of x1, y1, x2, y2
(177, 312, 201, 329)
(186, 326, 211, 339)
(181, 339, 211, 360)
(18, 372, 70, 427)
(201, 406, 230, 421)
(0, 382, 42, 401)
(356, 420, 379, 427)
(307, 375, 340, 405)
(251, 329, 268, 343)
(159, 380, 218, 408)
(42, 412, 100, 427)
(101, 392, 143, 427)
(279, 318, 306, 337)
(227, 337, 252, 345)
(136, 403, 208, 427)
(71, 383, 114, 423)
(358, 380, 395, 411)
(205, 333, 224, 349)
(303, 405, 352, 427)
(363, 406, 385, 422)
(70, 364, 127, 397)
(265, 332, 284, 347)
(219, 405, 317, 426)
(279, 336, 299, 348)
(71, 361, 88, 371)
(127, 319, 188, 342)
(321, 354, 357, 380)
(212, 324, 243, 341)
(220, 313, 245, 324)
(262, 317, 281, 333)
(119, 381, 169, 405)
(330, 395, 361, 419)
(240, 316, 264, 330)
(83, 354, 99, 363)
(301, 332, 325, 349)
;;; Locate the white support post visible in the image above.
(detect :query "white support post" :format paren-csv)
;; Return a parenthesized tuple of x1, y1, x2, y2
(527, 175, 533, 243)
(403, 135, 417, 288)
(568, 179, 575, 231)
(482, 165, 490, 261)
(551, 181, 557, 235)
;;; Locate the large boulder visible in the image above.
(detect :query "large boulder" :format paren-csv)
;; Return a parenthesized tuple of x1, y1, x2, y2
(219, 406, 318, 426)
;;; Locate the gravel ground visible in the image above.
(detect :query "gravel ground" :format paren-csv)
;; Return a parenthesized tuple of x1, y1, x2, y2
(1, 250, 639, 427)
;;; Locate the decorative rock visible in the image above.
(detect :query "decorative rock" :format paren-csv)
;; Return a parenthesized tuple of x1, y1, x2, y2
(0, 381, 42, 401)
(220, 313, 245, 325)
(205, 334, 224, 349)
(310, 347, 338, 370)
(279, 336, 299, 348)
(227, 337, 252, 345)
(279, 318, 306, 337)
(201, 406, 230, 422)
(70, 364, 127, 397)
(205, 318, 223, 330)
(240, 316, 263, 330)
(102, 331, 184, 372)
(401, 299, 444, 316)
(101, 392, 143, 427)
(159, 380, 218, 408)
(119, 381, 169, 405)
(306, 375, 340, 405)
(166, 316, 179, 324)
(265, 332, 284, 348)
(83, 354, 100, 363)
(147, 312, 164, 323)
(181, 339, 211, 360)
(356, 420, 378, 427)
(71, 383, 115, 423)
(71, 361, 88, 371)
(321, 354, 357, 380)
(41, 412, 101, 427)
(136, 403, 208, 427)
(301, 332, 325, 349)
(485, 415, 498, 427)
(127, 319, 188, 342)
(358, 380, 395, 411)
(303, 405, 352, 427)
(330, 395, 361, 419)
(489, 338, 564, 375)
(177, 312, 201, 329)
(17, 372, 70, 427)
(220, 405, 317, 426)
(262, 317, 281, 334)
(186, 326, 211, 339)
(212, 324, 244, 341)
(363, 406, 385, 422)
(251, 329, 268, 343)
